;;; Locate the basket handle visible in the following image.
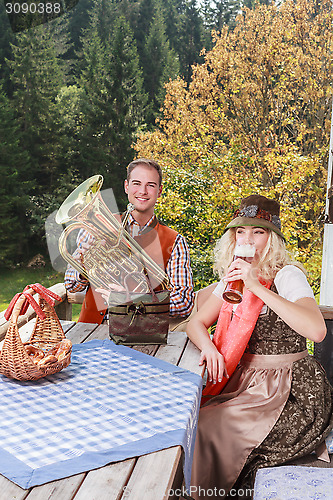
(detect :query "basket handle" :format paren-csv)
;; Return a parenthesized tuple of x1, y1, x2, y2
(4, 293, 22, 321)
(4, 290, 43, 321)
(23, 283, 62, 306)
(4, 284, 61, 321)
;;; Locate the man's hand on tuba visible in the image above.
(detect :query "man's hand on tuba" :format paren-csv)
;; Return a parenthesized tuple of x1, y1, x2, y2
(95, 285, 126, 304)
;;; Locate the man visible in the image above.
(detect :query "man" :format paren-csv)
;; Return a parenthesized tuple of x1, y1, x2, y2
(64, 158, 194, 327)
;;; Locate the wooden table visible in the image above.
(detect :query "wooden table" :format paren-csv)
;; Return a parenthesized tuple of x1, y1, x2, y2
(0, 320, 203, 500)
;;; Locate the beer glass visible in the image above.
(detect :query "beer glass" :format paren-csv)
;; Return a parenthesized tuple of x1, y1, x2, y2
(222, 243, 255, 304)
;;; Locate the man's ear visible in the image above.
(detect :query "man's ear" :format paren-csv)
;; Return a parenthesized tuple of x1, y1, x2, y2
(158, 184, 163, 197)
(124, 179, 128, 194)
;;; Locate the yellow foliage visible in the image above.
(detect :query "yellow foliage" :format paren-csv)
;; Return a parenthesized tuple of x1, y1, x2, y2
(135, 0, 332, 292)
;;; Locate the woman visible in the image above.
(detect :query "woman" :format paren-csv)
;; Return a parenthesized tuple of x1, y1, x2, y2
(187, 194, 333, 499)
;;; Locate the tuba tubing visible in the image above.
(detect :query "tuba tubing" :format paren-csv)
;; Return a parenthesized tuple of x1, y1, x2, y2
(56, 175, 170, 294)
(59, 221, 159, 292)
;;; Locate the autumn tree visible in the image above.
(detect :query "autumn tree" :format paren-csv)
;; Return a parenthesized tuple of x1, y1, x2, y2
(135, 0, 333, 291)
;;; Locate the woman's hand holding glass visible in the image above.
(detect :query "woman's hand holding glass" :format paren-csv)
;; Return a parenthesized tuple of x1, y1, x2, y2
(224, 258, 260, 294)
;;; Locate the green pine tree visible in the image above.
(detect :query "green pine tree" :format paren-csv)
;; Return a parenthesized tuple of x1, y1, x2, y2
(65, 0, 94, 79)
(161, 0, 185, 53)
(6, 24, 67, 257)
(200, 0, 218, 49)
(135, 0, 157, 57)
(178, 0, 205, 84)
(241, 0, 274, 8)
(0, 86, 31, 265)
(212, 0, 242, 30)
(0, 5, 15, 97)
(79, 14, 147, 206)
(7, 26, 64, 192)
(107, 16, 148, 194)
(78, 22, 108, 177)
(142, 6, 180, 124)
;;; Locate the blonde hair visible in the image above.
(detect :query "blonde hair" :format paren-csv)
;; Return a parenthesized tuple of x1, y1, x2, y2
(213, 228, 305, 281)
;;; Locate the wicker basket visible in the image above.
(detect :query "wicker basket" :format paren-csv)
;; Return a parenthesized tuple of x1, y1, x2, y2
(0, 286, 72, 381)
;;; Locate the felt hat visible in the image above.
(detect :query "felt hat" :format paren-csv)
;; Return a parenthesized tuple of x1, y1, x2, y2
(225, 194, 284, 239)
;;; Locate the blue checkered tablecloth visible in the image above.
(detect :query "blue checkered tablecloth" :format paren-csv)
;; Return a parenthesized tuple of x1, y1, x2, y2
(0, 339, 202, 489)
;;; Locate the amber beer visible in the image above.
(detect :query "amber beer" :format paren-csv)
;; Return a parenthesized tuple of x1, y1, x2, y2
(222, 243, 255, 304)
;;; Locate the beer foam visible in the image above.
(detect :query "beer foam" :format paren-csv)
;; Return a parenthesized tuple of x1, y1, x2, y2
(234, 243, 256, 258)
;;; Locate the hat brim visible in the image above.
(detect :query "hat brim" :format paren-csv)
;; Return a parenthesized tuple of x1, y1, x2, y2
(224, 217, 285, 240)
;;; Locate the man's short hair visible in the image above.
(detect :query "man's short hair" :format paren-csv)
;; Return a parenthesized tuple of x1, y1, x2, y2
(127, 158, 163, 186)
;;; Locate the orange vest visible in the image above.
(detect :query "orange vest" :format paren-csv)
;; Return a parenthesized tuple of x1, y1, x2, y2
(78, 220, 178, 324)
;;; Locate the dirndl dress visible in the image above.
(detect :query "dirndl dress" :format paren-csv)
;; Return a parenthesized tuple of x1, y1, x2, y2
(191, 290, 333, 499)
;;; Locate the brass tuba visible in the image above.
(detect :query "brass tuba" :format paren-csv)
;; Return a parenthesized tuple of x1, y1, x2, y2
(55, 175, 169, 294)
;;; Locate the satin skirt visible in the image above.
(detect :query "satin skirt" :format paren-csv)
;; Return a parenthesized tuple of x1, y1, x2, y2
(191, 350, 309, 499)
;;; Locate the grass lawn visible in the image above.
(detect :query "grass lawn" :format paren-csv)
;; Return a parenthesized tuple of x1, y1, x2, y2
(0, 265, 82, 320)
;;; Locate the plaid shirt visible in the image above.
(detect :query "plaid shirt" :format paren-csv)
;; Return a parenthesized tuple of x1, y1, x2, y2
(64, 214, 194, 317)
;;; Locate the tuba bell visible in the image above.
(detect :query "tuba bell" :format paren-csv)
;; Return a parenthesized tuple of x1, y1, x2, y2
(55, 175, 169, 294)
